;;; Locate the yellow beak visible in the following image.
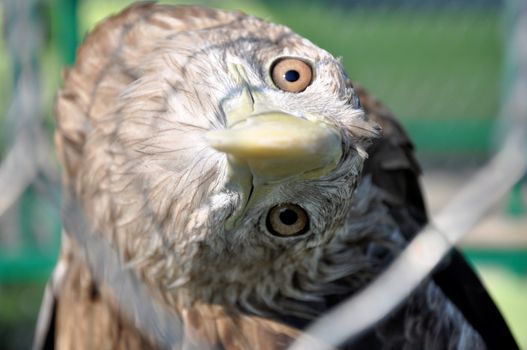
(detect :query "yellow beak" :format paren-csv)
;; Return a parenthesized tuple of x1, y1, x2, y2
(206, 112, 342, 184)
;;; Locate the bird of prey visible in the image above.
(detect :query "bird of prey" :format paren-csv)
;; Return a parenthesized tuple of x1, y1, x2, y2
(34, 3, 518, 349)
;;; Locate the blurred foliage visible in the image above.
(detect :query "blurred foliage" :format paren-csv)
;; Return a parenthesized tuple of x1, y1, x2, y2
(269, 2, 502, 120)
(0, 282, 46, 350)
(478, 266, 527, 348)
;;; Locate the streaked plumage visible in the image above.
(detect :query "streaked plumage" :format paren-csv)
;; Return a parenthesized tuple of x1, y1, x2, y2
(35, 3, 518, 349)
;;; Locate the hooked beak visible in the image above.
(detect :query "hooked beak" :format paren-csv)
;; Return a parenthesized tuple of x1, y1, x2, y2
(205, 62, 344, 228)
(205, 111, 342, 184)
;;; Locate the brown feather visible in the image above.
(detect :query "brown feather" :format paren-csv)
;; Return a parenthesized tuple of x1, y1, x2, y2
(37, 2, 497, 349)
(55, 3, 244, 184)
(48, 4, 307, 349)
(50, 251, 305, 350)
(54, 245, 157, 349)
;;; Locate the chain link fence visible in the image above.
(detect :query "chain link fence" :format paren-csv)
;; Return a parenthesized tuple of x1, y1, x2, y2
(0, 0, 525, 349)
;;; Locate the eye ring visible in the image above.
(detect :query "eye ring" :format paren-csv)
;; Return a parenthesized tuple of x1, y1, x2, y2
(266, 203, 310, 237)
(270, 58, 313, 93)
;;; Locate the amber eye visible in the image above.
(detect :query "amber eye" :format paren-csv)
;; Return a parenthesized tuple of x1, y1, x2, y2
(266, 204, 309, 237)
(271, 58, 313, 93)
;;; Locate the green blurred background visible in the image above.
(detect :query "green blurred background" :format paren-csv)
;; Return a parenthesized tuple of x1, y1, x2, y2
(0, 0, 526, 349)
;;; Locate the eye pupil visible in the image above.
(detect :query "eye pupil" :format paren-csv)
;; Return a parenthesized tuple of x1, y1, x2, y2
(266, 204, 309, 237)
(279, 209, 298, 225)
(284, 70, 300, 82)
(271, 58, 313, 93)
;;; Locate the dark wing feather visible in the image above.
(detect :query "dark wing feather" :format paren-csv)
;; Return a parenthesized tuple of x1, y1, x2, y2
(356, 84, 519, 350)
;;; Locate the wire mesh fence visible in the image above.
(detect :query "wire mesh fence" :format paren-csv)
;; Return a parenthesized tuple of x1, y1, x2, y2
(0, 0, 526, 349)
